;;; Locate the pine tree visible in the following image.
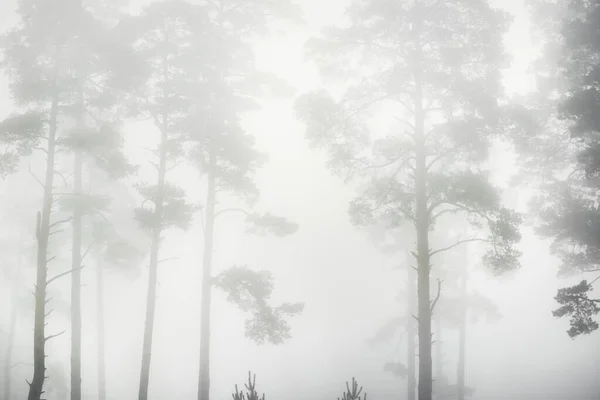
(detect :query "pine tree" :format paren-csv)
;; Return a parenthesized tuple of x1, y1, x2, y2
(176, 3, 303, 400)
(295, 2, 522, 399)
(54, 2, 135, 398)
(1, 2, 70, 397)
(521, 0, 600, 338)
(117, 2, 201, 398)
(1, 1, 137, 398)
(86, 183, 145, 400)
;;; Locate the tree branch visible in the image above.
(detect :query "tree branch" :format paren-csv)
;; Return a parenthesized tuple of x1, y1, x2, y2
(28, 162, 45, 189)
(81, 241, 95, 263)
(430, 279, 443, 312)
(214, 207, 250, 219)
(46, 266, 85, 286)
(429, 237, 489, 258)
(44, 330, 65, 342)
(49, 216, 72, 229)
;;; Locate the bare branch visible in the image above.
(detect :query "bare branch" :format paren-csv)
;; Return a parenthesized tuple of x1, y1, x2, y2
(28, 162, 45, 189)
(46, 266, 85, 286)
(49, 216, 72, 229)
(81, 241, 95, 263)
(430, 279, 443, 312)
(214, 207, 250, 219)
(158, 257, 178, 264)
(54, 170, 72, 187)
(44, 330, 65, 342)
(429, 237, 489, 258)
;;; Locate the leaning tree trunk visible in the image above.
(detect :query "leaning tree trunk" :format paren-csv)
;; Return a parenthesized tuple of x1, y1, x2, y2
(406, 261, 417, 400)
(138, 124, 168, 400)
(3, 283, 17, 400)
(97, 263, 106, 400)
(457, 262, 467, 400)
(413, 31, 433, 400)
(28, 89, 58, 400)
(198, 146, 217, 400)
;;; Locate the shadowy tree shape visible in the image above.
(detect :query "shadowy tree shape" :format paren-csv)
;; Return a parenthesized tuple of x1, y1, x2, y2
(2, 1, 138, 398)
(1, 1, 80, 397)
(523, 0, 600, 338)
(232, 372, 265, 400)
(0, 114, 42, 176)
(176, 3, 303, 400)
(553, 279, 600, 338)
(86, 184, 146, 400)
(117, 2, 207, 399)
(213, 266, 304, 344)
(338, 378, 368, 400)
(294, 2, 523, 399)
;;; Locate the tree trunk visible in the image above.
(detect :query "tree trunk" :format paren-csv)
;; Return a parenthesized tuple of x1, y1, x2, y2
(28, 90, 58, 400)
(71, 5, 85, 398)
(435, 312, 443, 382)
(406, 260, 417, 400)
(138, 126, 168, 400)
(457, 263, 467, 400)
(70, 146, 83, 400)
(97, 263, 106, 400)
(198, 146, 217, 400)
(3, 285, 17, 400)
(413, 46, 433, 400)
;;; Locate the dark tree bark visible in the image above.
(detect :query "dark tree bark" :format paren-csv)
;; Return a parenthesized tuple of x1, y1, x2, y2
(138, 123, 167, 400)
(198, 146, 217, 400)
(70, 101, 84, 400)
(97, 263, 106, 400)
(413, 29, 433, 400)
(457, 263, 467, 400)
(28, 90, 58, 400)
(435, 312, 443, 384)
(3, 285, 17, 400)
(407, 264, 417, 400)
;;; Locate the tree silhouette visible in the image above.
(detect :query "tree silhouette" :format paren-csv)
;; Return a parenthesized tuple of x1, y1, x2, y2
(295, 2, 522, 398)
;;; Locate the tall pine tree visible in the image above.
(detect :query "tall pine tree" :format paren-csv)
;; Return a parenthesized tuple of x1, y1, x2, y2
(522, 0, 600, 338)
(180, 3, 303, 400)
(295, 2, 522, 399)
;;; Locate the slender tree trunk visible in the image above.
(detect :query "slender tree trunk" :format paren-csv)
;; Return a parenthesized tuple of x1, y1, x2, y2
(28, 90, 58, 400)
(413, 43, 433, 400)
(97, 263, 106, 400)
(138, 124, 168, 400)
(71, 4, 85, 397)
(3, 285, 17, 400)
(435, 312, 443, 380)
(457, 264, 467, 400)
(138, 50, 169, 400)
(198, 146, 217, 400)
(406, 261, 417, 400)
(70, 146, 83, 400)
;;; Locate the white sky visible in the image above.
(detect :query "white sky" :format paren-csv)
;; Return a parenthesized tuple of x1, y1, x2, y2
(1, 1, 599, 400)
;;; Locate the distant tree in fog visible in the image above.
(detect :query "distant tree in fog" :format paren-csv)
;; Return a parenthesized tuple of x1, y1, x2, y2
(295, 1, 523, 398)
(1, 1, 79, 397)
(116, 2, 200, 399)
(182, 2, 304, 400)
(523, 0, 600, 338)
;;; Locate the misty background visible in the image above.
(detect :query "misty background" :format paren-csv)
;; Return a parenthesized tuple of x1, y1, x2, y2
(1, 0, 599, 400)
